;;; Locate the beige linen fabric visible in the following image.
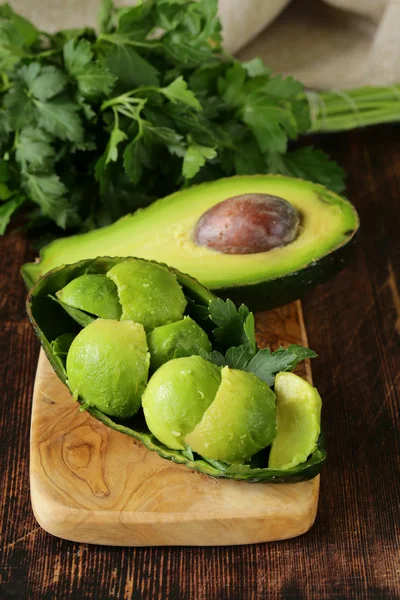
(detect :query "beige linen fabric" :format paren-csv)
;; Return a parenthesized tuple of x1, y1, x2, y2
(235, 0, 400, 88)
(9, 0, 400, 89)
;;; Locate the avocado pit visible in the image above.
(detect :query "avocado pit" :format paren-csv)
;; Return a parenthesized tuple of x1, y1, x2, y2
(194, 194, 300, 254)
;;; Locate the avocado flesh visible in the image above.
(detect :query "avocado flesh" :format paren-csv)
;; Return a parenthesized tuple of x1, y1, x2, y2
(66, 318, 150, 419)
(147, 316, 212, 371)
(22, 176, 359, 309)
(57, 274, 122, 320)
(268, 372, 322, 470)
(142, 356, 221, 450)
(186, 367, 276, 464)
(107, 258, 187, 331)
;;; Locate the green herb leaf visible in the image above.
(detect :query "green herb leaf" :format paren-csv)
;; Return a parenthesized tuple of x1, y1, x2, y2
(64, 39, 115, 99)
(24, 173, 70, 228)
(145, 126, 186, 157)
(15, 127, 53, 170)
(123, 138, 150, 184)
(245, 344, 317, 386)
(241, 104, 289, 154)
(97, 0, 115, 33)
(209, 298, 256, 352)
(218, 62, 246, 108)
(161, 76, 202, 111)
(268, 147, 346, 194)
(0, 3, 38, 50)
(18, 62, 41, 88)
(224, 344, 254, 369)
(105, 126, 128, 164)
(198, 348, 226, 367)
(233, 136, 265, 175)
(243, 58, 270, 78)
(35, 99, 84, 143)
(117, 2, 155, 40)
(0, 184, 14, 200)
(260, 74, 304, 99)
(0, 194, 25, 235)
(29, 66, 67, 101)
(74, 63, 116, 99)
(103, 43, 159, 88)
(63, 38, 92, 72)
(182, 140, 216, 179)
(3, 87, 35, 129)
(0, 159, 9, 183)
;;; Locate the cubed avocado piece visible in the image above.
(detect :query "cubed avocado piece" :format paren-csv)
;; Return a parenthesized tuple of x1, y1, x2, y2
(186, 367, 276, 464)
(107, 258, 187, 331)
(56, 274, 121, 320)
(66, 318, 150, 419)
(147, 316, 211, 371)
(22, 175, 359, 311)
(142, 356, 221, 450)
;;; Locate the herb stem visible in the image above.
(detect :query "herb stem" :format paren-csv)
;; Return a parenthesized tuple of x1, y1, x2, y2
(305, 86, 400, 133)
(97, 32, 158, 49)
(101, 92, 148, 111)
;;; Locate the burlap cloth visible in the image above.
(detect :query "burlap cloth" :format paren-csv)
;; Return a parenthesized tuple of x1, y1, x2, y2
(10, 0, 400, 89)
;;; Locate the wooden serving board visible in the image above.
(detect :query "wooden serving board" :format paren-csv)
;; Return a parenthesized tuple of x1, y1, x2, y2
(30, 301, 319, 546)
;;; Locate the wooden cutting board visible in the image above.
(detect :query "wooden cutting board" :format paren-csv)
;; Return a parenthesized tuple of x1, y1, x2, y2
(30, 301, 320, 546)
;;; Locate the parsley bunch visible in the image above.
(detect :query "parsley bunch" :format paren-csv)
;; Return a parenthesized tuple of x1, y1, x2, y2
(0, 0, 353, 235)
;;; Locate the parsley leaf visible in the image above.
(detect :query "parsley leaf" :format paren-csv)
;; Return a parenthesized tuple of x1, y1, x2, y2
(3, 87, 36, 129)
(29, 66, 67, 101)
(16, 127, 53, 169)
(102, 44, 159, 88)
(208, 298, 256, 352)
(198, 348, 226, 367)
(0, 4, 38, 48)
(123, 138, 151, 184)
(97, 0, 115, 34)
(35, 99, 84, 143)
(200, 333, 315, 385)
(268, 147, 346, 194)
(64, 38, 116, 99)
(63, 38, 92, 73)
(0, 194, 25, 235)
(225, 344, 254, 369)
(24, 173, 70, 228)
(17, 63, 67, 101)
(161, 77, 202, 111)
(245, 345, 317, 386)
(144, 126, 186, 157)
(74, 63, 116, 99)
(104, 126, 128, 164)
(243, 58, 270, 78)
(182, 139, 216, 179)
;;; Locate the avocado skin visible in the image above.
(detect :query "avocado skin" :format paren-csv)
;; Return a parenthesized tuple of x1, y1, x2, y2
(214, 231, 358, 312)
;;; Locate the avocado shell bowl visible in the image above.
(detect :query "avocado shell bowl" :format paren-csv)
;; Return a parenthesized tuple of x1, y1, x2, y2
(26, 256, 326, 483)
(21, 175, 360, 312)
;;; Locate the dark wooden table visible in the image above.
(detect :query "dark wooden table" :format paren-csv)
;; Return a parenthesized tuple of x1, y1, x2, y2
(1, 126, 399, 600)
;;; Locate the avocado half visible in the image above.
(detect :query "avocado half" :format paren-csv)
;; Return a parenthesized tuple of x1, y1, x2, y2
(22, 176, 359, 310)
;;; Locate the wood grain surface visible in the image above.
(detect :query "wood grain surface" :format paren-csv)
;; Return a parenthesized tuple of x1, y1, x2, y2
(30, 301, 317, 547)
(1, 125, 400, 598)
